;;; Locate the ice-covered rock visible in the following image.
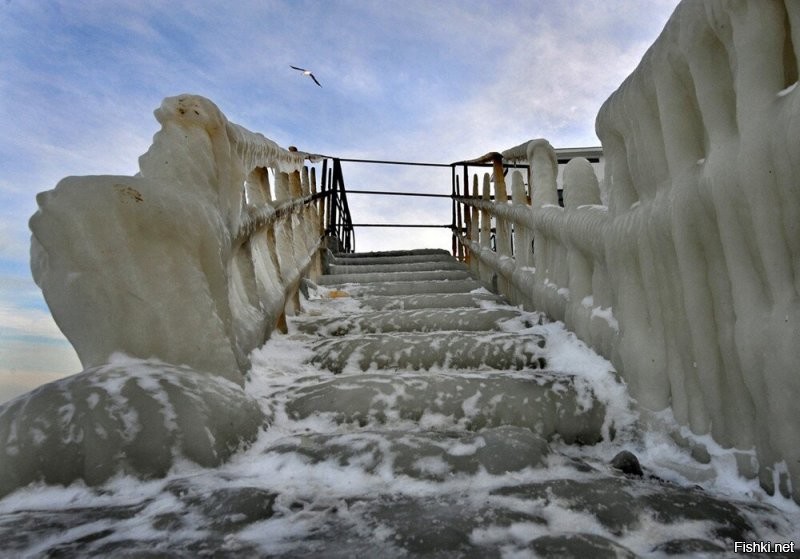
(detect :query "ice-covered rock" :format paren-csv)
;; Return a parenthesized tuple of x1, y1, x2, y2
(0, 358, 266, 498)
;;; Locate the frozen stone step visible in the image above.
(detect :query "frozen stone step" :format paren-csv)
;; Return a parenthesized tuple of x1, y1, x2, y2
(308, 331, 547, 374)
(333, 248, 450, 259)
(284, 372, 607, 444)
(328, 260, 467, 275)
(316, 269, 470, 285)
(264, 426, 551, 480)
(292, 307, 527, 336)
(357, 292, 506, 310)
(331, 253, 457, 266)
(326, 279, 485, 297)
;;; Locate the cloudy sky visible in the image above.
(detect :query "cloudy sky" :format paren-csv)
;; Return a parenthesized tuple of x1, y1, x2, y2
(0, 0, 680, 403)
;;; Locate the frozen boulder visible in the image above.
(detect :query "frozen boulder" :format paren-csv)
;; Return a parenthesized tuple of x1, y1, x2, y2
(0, 358, 266, 498)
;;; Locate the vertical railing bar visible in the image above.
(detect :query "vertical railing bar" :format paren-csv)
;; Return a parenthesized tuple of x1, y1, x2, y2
(451, 164, 457, 257)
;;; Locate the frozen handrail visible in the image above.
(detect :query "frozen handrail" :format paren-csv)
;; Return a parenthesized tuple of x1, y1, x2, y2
(30, 94, 325, 383)
(453, 0, 800, 504)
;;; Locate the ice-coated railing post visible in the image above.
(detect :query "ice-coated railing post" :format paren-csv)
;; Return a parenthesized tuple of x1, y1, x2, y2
(528, 139, 558, 209)
(563, 158, 600, 345)
(307, 166, 322, 277)
(455, 176, 465, 262)
(468, 174, 480, 277)
(508, 170, 530, 304)
(462, 174, 472, 266)
(527, 139, 561, 293)
(245, 167, 272, 205)
(493, 155, 511, 255)
(479, 173, 493, 287)
(511, 170, 530, 268)
(492, 154, 512, 296)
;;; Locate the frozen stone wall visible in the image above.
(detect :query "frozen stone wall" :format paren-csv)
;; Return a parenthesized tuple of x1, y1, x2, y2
(458, 0, 800, 502)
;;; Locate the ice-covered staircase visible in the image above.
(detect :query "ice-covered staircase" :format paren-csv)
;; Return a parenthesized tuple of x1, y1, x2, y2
(240, 248, 792, 556)
(288, 248, 605, 445)
(2, 248, 793, 557)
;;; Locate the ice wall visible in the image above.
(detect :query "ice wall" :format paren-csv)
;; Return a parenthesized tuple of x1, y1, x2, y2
(458, 1, 800, 501)
(4, 94, 323, 495)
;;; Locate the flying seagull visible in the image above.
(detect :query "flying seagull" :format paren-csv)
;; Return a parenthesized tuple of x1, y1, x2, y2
(290, 65, 322, 87)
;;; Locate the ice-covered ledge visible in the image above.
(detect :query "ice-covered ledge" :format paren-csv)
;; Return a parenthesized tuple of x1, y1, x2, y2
(29, 94, 321, 384)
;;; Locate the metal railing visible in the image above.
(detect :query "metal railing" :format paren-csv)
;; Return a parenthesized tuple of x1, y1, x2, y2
(314, 147, 602, 259)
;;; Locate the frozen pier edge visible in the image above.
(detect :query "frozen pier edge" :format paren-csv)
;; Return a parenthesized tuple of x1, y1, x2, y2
(0, 0, 798, 554)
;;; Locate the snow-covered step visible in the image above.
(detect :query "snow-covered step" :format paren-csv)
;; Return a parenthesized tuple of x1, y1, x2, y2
(336, 248, 453, 258)
(356, 292, 505, 311)
(264, 426, 550, 480)
(316, 269, 470, 285)
(292, 307, 528, 336)
(326, 278, 484, 297)
(333, 248, 450, 260)
(308, 331, 547, 374)
(284, 372, 607, 445)
(328, 260, 467, 275)
(330, 253, 456, 266)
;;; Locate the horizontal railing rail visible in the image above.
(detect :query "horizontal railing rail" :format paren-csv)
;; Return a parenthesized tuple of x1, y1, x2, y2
(318, 147, 603, 257)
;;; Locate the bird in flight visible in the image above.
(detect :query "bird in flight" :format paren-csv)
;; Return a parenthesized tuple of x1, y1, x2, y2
(290, 65, 322, 87)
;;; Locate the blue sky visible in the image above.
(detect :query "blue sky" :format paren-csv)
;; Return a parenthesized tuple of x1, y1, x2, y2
(0, 0, 679, 403)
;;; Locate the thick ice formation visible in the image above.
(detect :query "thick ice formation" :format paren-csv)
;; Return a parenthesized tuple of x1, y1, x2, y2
(16, 94, 321, 496)
(458, 1, 800, 501)
(0, 357, 266, 498)
(29, 94, 319, 382)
